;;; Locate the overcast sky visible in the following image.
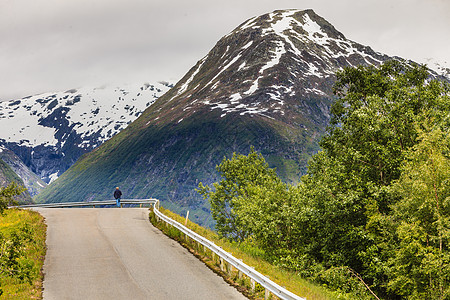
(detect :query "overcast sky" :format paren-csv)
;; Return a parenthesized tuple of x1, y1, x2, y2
(0, 0, 449, 101)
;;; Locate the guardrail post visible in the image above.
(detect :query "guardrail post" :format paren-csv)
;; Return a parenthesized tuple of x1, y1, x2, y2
(228, 263, 234, 276)
(265, 288, 270, 300)
(225, 261, 230, 275)
(184, 210, 189, 226)
(251, 278, 256, 293)
(238, 259, 243, 280)
(220, 257, 225, 272)
(195, 241, 200, 253)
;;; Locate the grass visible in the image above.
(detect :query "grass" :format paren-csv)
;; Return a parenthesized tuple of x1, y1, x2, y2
(151, 206, 337, 300)
(0, 209, 46, 299)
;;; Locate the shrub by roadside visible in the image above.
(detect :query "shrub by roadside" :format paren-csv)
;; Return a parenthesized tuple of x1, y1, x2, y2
(0, 209, 46, 299)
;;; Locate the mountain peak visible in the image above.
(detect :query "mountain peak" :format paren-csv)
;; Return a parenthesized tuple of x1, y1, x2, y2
(234, 9, 345, 41)
(142, 9, 388, 128)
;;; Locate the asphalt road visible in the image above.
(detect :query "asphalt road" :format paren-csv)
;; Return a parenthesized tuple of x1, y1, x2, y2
(35, 208, 247, 300)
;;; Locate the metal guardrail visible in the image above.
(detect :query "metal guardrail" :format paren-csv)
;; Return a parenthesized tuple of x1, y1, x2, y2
(14, 198, 158, 208)
(152, 202, 304, 300)
(15, 198, 303, 299)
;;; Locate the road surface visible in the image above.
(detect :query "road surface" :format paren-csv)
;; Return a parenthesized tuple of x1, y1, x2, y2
(36, 208, 247, 300)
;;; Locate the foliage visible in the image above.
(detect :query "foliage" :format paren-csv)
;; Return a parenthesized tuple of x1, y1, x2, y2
(0, 182, 26, 214)
(198, 60, 450, 299)
(0, 158, 31, 205)
(0, 225, 33, 283)
(198, 147, 281, 240)
(296, 60, 450, 297)
(0, 209, 46, 299)
(388, 127, 450, 298)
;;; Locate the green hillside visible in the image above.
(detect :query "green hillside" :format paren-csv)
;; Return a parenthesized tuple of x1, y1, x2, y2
(36, 108, 320, 225)
(0, 159, 32, 204)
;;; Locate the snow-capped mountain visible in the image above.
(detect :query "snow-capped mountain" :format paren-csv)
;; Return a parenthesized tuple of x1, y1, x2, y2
(0, 82, 172, 183)
(37, 9, 432, 225)
(165, 9, 447, 123)
(162, 9, 391, 122)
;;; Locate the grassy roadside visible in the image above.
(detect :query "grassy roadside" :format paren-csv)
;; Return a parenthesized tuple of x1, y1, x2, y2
(150, 206, 337, 300)
(0, 209, 46, 299)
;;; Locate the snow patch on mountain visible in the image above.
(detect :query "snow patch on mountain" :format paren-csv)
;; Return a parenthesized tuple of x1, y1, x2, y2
(209, 54, 243, 85)
(260, 41, 285, 75)
(0, 104, 59, 146)
(48, 172, 58, 184)
(0, 82, 171, 149)
(423, 58, 450, 79)
(178, 58, 206, 96)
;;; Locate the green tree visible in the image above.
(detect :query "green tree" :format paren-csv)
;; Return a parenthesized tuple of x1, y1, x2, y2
(197, 60, 450, 298)
(325, 60, 441, 208)
(197, 147, 279, 240)
(389, 127, 450, 298)
(303, 61, 430, 262)
(296, 60, 450, 296)
(0, 182, 26, 214)
(232, 175, 299, 258)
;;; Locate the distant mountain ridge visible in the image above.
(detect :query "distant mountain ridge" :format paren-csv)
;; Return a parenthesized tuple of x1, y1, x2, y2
(36, 9, 448, 226)
(0, 82, 172, 183)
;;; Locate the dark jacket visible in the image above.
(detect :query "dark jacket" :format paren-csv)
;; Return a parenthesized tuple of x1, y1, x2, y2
(114, 189, 122, 199)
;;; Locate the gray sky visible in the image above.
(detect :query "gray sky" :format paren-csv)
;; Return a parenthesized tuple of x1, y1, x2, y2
(1, 0, 449, 101)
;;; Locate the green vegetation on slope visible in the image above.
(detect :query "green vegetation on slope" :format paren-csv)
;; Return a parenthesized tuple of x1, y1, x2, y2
(199, 61, 450, 299)
(0, 209, 46, 299)
(0, 148, 47, 198)
(36, 109, 319, 227)
(0, 159, 31, 204)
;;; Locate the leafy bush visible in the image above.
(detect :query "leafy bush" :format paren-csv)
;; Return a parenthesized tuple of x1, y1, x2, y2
(0, 209, 46, 298)
(0, 182, 26, 214)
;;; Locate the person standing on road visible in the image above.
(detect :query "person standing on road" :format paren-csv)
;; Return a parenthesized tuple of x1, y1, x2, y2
(114, 187, 122, 207)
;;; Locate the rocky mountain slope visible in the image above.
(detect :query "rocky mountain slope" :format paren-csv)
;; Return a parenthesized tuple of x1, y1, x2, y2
(0, 145, 47, 197)
(0, 82, 172, 183)
(0, 157, 32, 204)
(35, 9, 445, 225)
